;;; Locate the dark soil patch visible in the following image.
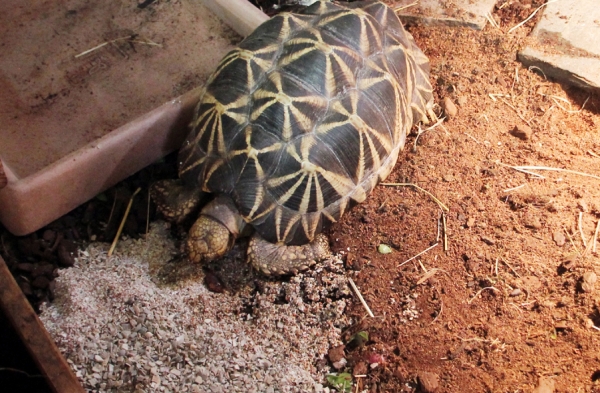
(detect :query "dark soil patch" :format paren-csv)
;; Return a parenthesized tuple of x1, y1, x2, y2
(0, 155, 177, 312)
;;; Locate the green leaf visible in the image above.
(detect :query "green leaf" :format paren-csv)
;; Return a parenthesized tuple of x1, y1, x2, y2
(326, 373, 352, 392)
(95, 193, 108, 202)
(349, 330, 369, 344)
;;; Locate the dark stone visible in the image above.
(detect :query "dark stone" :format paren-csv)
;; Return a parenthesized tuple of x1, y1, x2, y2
(328, 344, 345, 363)
(204, 272, 225, 293)
(57, 240, 77, 267)
(16, 263, 34, 272)
(32, 263, 55, 278)
(32, 276, 50, 289)
(42, 229, 57, 244)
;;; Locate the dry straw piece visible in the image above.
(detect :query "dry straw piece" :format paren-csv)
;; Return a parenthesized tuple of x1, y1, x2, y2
(74, 35, 161, 58)
(398, 243, 439, 268)
(593, 220, 600, 254)
(348, 278, 375, 318)
(507, 0, 561, 34)
(394, 1, 418, 12)
(468, 286, 499, 304)
(381, 183, 449, 212)
(496, 161, 600, 181)
(108, 187, 141, 257)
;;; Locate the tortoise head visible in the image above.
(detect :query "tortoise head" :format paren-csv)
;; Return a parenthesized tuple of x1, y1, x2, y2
(187, 195, 248, 263)
(187, 215, 233, 263)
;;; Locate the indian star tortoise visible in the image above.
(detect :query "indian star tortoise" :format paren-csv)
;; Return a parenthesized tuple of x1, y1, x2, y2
(151, 0, 435, 275)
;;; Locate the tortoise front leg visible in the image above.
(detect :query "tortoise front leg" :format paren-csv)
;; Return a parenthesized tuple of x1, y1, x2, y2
(150, 179, 205, 224)
(247, 234, 331, 275)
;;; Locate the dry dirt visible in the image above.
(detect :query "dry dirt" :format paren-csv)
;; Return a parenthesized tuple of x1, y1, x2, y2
(3, 1, 600, 392)
(330, 1, 600, 392)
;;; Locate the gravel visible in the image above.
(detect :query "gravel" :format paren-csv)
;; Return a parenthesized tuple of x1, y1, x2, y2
(40, 222, 352, 392)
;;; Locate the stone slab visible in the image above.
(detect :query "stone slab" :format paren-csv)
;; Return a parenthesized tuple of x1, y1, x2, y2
(518, 0, 600, 92)
(394, 0, 497, 30)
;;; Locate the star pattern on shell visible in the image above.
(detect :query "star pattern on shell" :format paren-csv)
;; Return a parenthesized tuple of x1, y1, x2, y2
(179, 1, 434, 245)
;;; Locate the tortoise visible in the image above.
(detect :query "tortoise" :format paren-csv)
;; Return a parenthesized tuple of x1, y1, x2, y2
(151, 0, 434, 275)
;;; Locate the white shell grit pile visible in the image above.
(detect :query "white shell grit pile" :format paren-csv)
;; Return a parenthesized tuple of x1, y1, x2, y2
(40, 222, 352, 392)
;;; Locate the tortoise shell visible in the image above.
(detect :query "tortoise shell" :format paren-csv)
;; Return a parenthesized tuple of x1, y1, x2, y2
(178, 0, 433, 245)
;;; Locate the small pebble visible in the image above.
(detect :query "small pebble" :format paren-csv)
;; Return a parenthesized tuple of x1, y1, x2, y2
(552, 230, 566, 246)
(32, 276, 50, 289)
(332, 358, 347, 370)
(393, 365, 407, 380)
(204, 272, 225, 293)
(58, 240, 77, 267)
(577, 200, 588, 212)
(480, 236, 496, 245)
(533, 376, 555, 393)
(581, 271, 597, 293)
(514, 276, 542, 292)
(510, 124, 533, 141)
(496, 75, 507, 87)
(17, 263, 35, 272)
(32, 263, 54, 278)
(19, 280, 33, 296)
(353, 361, 368, 376)
(442, 97, 458, 118)
(327, 345, 345, 364)
(523, 214, 542, 229)
(585, 319, 595, 329)
(554, 321, 568, 330)
(418, 371, 439, 393)
(509, 288, 522, 297)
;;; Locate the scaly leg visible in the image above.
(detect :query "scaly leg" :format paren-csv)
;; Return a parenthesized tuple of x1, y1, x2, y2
(247, 234, 331, 275)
